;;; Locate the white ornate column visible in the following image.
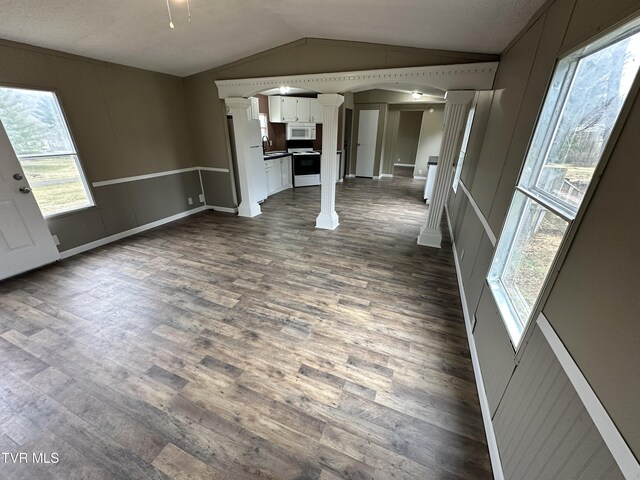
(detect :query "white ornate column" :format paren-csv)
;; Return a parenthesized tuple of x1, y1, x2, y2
(417, 90, 475, 247)
(225, 97, 261, 218)
(316, 94, 344, 230)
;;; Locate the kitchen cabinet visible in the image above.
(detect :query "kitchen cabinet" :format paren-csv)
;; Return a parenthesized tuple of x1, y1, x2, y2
(264, 155, 293, 195)
(268, 96, 323, 124)
(249, 97, 260, 120)
(269, 96, 297, 123)
(296, 98, 311, 122)
(312, 100, 323, 123)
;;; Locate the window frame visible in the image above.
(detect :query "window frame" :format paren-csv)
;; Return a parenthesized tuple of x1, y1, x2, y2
(452, 100, 477, 193)
(0, 85, 95, 218)
(486, 18, 640, 354)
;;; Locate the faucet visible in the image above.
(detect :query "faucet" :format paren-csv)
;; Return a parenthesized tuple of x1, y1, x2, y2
(261, 135, 269, 154)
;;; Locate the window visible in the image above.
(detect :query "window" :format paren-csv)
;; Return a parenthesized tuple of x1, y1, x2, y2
(488, 18, 640, 347)
(452, 104, 476, 192)
(258, 113, 268, 139)
(0, 87, 93, 217)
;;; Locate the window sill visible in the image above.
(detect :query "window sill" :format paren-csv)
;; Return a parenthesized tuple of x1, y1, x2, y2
(44, 204, 97, 220)
(487, 279, 526, 350)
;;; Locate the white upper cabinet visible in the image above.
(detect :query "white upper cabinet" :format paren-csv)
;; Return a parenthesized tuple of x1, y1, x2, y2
(269, 96, 296, 123)
(268, 96, 322, 124)
(249, 97, 260, 120)
(312, 100, 323, 123)
(281, 97, 297, 122)
(296, 98, 311, 122)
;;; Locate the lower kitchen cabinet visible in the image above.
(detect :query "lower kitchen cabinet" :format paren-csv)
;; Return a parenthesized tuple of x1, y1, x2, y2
(264, 156, 293, 196)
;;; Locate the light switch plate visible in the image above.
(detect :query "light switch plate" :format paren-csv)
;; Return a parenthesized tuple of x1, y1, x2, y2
(199, 193, 205, 203)
(187, 197, 193, 205)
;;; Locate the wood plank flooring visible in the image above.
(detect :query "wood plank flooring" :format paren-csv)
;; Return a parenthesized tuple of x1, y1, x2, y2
(0, 176, 492, 479)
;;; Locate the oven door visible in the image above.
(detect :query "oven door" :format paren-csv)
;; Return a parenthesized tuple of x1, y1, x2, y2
(293, 155, 320, 176)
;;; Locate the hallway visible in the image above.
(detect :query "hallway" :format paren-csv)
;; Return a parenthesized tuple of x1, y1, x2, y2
(0, 176, 491, 479)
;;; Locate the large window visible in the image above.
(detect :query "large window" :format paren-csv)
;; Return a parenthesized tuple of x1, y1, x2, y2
(488, 19, 640, 347)
(0, 87, 93, 217)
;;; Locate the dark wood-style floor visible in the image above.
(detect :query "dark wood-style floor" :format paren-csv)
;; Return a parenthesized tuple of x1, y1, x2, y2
(0, 176, 492, 479)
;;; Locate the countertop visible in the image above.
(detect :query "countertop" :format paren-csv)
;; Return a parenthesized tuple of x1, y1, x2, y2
(263, 152, 292, 161)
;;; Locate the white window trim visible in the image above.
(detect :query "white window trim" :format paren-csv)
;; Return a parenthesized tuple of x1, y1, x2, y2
(0, 86, 95, 218)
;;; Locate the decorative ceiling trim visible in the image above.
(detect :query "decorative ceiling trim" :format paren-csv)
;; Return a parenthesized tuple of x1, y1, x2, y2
(215, 62, 499, 98)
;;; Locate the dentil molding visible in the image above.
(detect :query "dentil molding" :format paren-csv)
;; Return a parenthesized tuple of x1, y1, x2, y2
(215, 62, 499, 98)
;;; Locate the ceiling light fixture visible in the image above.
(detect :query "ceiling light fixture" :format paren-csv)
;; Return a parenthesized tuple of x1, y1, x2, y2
(279, 86, 291, 95)
(411, 91, 423, 101)
(165, 0, 191, 30)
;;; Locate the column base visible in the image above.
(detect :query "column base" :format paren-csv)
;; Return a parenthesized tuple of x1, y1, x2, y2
(237, 201, 262, 218)
(417, 227, 442, 248)
(316, 211, 340, 230)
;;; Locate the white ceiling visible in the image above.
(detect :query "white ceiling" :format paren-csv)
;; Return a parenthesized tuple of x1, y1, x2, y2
(0, 0, 545, 77)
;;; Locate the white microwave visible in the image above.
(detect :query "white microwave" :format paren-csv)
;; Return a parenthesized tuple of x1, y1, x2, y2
(286, 123, 316, 140)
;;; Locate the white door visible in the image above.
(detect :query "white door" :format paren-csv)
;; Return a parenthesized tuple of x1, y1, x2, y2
(355, 110, 378, 177)
(0, 123, 59, 280)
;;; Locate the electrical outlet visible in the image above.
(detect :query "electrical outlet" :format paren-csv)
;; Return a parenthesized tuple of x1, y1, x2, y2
(187, 197, 193, 205)
(52, 235, 60, 246)
(199, 193, 205, 203)
(269, 140, 273, 146)
(418, 169, 423, 175)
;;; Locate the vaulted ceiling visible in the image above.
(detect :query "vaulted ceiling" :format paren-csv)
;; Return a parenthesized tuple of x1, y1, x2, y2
(0, 0, 546, 77)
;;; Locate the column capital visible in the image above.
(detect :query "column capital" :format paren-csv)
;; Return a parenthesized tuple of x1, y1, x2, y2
(224, 97, 252, 110)
(317, 94, 344, 107)
(444, 90, 476, 105)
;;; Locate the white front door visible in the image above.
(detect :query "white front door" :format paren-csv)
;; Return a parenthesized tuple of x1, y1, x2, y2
(0, 122, 59, 281)
(355, 110, 378, 177)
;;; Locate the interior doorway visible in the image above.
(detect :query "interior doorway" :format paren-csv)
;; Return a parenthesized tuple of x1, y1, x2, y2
(343, 108, 353, 177)
(393, 110, 423, 173)
(355, 110, 379, 178)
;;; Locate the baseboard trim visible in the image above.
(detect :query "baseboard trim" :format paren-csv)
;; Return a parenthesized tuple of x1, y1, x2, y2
(209, 205, 238, 213)
(345, 174, 356, 178)
(59, 206, 208, 259)
(537, 314, 640, 479)
(379, 174, 393, 178)
(393, 163, 415, 167)
(445, 205, 505, 480)
(413, 175, 427, 180)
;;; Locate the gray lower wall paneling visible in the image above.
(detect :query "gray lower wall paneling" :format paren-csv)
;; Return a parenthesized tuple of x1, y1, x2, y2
(46, 207, 108, 252)
(201, 170, 236, 208)
(494, 327, 624, 479)
(91, 183, 138, 236)
(125, 170, 203, 225)
(464, 235, 494, 317)
(472, 286, 516, 415)
(47, 170, 204, 252)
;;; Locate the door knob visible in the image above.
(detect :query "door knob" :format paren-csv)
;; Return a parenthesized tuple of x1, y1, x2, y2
(13, 173, 23, 180)
(19, 186, 31, 194)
